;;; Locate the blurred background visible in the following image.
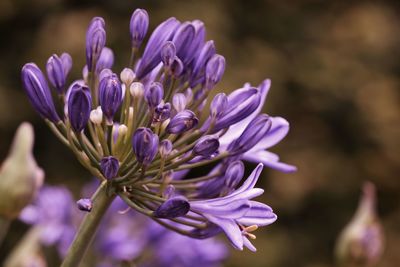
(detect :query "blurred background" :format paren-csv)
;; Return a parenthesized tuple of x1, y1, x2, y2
(0, 0, 399, 266)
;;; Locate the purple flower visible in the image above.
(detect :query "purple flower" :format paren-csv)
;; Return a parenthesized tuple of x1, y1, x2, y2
(21, 63, 60, 122)
(190, 164, 277, 251)
(77, 198, 92, 212)
(96, 47, 114, 74)
(159, 139, 173, 157)
(161, 41, 176, 67)
(166, 110, 199, 134)
(67, 82, 92, 132)
(145, 82, 164, 108)
(130, 9, 149, 48)
(193, 135, 220, 157)
(86, 17, 106, 72)
(132, 127, 159, 165)
(205, 54, 225, 89)
(154, 196, 190, 219)
(46, 53, 72, 94)
(154, 103, 171, 122)
(99, 74, 123, 124)
(100, 156, 120, 179)
(190, 40, 216, 87)
(210, 93, 228, 119)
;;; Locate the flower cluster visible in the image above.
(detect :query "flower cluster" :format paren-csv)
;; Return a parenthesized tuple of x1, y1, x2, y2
(20, 184, 228, 267)
(21, 9, 295, 251)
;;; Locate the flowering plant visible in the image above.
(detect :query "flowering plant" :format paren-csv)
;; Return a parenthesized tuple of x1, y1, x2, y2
(20, 8, 295, 266)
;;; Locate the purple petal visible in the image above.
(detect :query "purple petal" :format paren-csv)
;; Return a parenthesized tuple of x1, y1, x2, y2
(236, 201, 277, 226)
(243, 236, 257, 252)
(205, 215, 243, 250)
(243, 150, 297, 173)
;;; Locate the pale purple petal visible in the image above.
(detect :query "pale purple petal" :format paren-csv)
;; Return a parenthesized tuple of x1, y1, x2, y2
(205, 215, 243, 250)
(243, 150, 297, 173)
(236, 201, 277, 226)
(243, 236, 257, 252)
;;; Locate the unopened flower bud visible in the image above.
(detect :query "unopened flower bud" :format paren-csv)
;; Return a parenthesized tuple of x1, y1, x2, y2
(154, 103, 171, 122)
(95, 47, 114, 74)
(130, 9, 149, 48)
(132, 127, 159, 165)
(172, 93, 187, 112)
(161, 41, 176, 67)
(170, 56, 184, 78)
(205, 54, 225, 88)
(21, 63, 60, 122)
(120, 68, 135, 86)
(153, 196, 190, 219)
(99, 68, 113, 82)
(90, 106, 103, 124)
(68, 82, 92, 132)
(46, 53, 71, 94)
(86, 17, 106, 71)
(99, 74, 123, 124)
(0, 123, 44, 219)
(210, 93, 227, 118)
(193, 135, 219, 157)
(100, 156, 119, 179)
(77, 198, 92, 212)
(159, 139, 173, 158)
(224, 160, 244, 189)
(145, 82, 164, 108)
(130, 82, 144, 99)
(166, 110, 198, 134)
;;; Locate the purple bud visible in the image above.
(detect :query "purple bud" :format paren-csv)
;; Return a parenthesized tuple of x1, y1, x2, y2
(153, 196, 190, 219)
(132, 127, 159, 165)
(77, 198, 92, 212)
(99, 68, 113, 82)
(227, 114, 272, 155)
(68, 82, 92, 132)
(224, 160, 244, 190)
(136, 18, 180, 79)
(205, 54, 225, 88)
(86, 17, 106, 72)
(95, 47, 114, 74)
(193, 135, 219, 157)
(161, 41, 176, 66)
(60, 53, 73, 75)
(130, 9, 149, 48)
(145, 82, 164, 108)
(166, 110, 199, 134)
(190, 40, 216, 87)
(172, 93, 187, 112)
(154, 103, 171, 122)
(210, 93, 228, 118)
(46, 54, 69, 94)
(159, 139, 173, 158)
(99, 74, 123, 124)
(100, 156, 119, 179)
(21, 63, 60, 122)
(170, 57, 184, 78)
(172, 22, 196, 66)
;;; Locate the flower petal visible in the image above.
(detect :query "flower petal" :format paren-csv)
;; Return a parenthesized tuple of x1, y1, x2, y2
(243, 150, 297, 173)
(205, 215, 243, 250)
(236, 201, 277, 226)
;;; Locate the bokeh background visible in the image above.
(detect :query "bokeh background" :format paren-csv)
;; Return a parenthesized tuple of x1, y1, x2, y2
(1, 0, 399, 266)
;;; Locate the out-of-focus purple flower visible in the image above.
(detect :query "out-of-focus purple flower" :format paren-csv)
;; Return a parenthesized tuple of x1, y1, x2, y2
(161, 41, 176, 67)
(170, 56, 184, 78)
(205, 54, 225, 89)
(190, 40, 215, 87)
(159, 139, 173, 158)
(210, 93, 227, 119)
(99, 74, 123, 124)
(21, 63, 60, 122)
(190, 164, 277, 251)
(77, 198, 92, 212)
(132, 127, 159, 165)
(154, 196, 190, 219)
(96, 47, 114, 74)
(130, 9, 149, 48)
(86, 17, 106, 72)
(172, 93, 187, 112)
(166, 110, 198, 134)
(100, 156, 120, 179)
(154, 103, 171, 122)
(46, 53, 72, 94)
(67, 82, 92, 132)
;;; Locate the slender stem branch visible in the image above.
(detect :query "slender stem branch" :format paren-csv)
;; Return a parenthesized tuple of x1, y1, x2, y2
(61, 182, 115, 267)
(0, 216, 10, 246)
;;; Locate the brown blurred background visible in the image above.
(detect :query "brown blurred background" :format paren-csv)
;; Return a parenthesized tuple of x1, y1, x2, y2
(0, 0, 399, 266)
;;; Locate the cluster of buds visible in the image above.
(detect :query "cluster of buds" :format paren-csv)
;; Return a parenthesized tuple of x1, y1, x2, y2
(21, 9, 295, 251)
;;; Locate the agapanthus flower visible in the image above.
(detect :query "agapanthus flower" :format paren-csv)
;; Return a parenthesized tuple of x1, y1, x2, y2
(21, 8, 295, 253)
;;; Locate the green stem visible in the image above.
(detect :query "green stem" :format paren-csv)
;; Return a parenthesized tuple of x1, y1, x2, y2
(61, 182, 115, 267)
(0, 216, 10, 245)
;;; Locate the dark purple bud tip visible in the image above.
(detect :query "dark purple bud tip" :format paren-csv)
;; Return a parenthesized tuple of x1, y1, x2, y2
(99, 74, 123, 124)
(153, 196, 190, 219)
(145, 82, 164, 108)
(154, 103, 171, 122)
(210, 93, 228, 118)
(86, 17, 106, 71)
(205, 54, 225, 88)
(46, 54, 67, 94)
(68, 82, 92, 132)
(161, 41, 176, 67)
(228, 114, 272, 155)
(100, 156, 119, 179)
(166, 110, 199, 134)
(132, 127, 159, 165)
(193, 135, 219, 157)
(130, 9, 149, 48)
(159, 139, 173, 158)
(77, 198, 92, 212)
(21, 63, 60, 122)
